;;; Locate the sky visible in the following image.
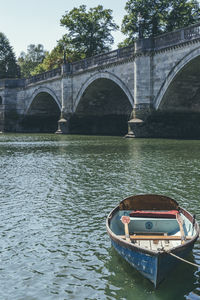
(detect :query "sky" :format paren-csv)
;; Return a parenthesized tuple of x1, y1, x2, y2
(0, 0, 126, 58)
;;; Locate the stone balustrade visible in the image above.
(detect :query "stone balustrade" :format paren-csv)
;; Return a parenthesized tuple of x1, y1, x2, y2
(1, 22, 200, 87)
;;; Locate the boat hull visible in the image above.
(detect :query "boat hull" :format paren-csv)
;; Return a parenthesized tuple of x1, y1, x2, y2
(111, 236, 196, 287)
(111, 239, 158, 286)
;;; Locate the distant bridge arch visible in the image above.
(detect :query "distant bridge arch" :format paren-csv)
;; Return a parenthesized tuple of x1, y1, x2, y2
(70, 71, 134, 135)
(23, 86, 61, 133)
(73, 71, 134, 112)
(26, 86, 61, 114)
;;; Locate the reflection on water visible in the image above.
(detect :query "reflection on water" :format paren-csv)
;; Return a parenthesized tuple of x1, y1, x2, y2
(0, 134, 199, 299)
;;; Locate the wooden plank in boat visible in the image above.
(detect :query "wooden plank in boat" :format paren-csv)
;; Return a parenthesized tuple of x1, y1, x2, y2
(118, 235, 192, 240)
(130, 231, 166, 236)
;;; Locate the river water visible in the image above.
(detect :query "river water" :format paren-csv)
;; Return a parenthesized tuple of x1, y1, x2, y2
(0, 134, 199, 300)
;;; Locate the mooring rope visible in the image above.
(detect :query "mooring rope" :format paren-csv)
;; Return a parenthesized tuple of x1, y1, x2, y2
(168, 252, 199, 268)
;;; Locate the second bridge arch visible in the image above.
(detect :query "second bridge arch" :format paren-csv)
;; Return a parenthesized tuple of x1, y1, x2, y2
(70, 76, 133, 135)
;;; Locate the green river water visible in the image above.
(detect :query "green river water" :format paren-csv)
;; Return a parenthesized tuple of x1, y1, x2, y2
(0, 134, 199, 300)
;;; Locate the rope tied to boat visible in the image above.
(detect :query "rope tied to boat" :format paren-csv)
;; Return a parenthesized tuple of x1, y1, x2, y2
(167, 252, 199, 268)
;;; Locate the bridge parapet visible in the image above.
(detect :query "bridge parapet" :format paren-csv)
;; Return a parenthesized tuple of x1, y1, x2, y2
(71, 45, 135, 73)
(154, 22, 200, 50)
(135, 22, 200, 52)
(22, 22, 200, 84)
(0, 79, 25, 88)
(25, 67, 61, 85)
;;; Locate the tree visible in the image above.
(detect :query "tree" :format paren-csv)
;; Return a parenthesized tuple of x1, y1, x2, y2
(30, 5, 119, 75)
(0, 32, 19, 79)
(60, 5, 119, 58)
(121, 0, 200, 45)
(166, 0, 200, 32)
(31, 41, 81, 75)
(18, 44, 47, 78)
(31, 45, 62, 75)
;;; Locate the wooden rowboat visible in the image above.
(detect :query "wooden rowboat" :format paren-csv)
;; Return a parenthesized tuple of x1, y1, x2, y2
(106, 194, 199, 288)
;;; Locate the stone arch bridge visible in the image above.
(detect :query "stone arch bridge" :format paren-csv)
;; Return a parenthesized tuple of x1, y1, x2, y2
(1, 22, 200, 138)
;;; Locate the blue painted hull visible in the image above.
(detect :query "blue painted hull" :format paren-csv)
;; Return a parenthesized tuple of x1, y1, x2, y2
(111, 239, 158, 285)
(111, 238, 195, 287)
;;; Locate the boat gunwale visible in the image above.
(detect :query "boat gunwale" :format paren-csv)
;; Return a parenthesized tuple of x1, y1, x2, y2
(106, 203, 199, 257)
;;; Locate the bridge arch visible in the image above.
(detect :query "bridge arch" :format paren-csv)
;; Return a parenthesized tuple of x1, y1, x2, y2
(154, 46, 200, 110)
(23, 87, 61, 133)
(26, 87, 61, 114)
(74, 71, 134, 111)
(150, 46, 200, 138)
(71, 71, 134, 135)
(0, 96, 2, 105)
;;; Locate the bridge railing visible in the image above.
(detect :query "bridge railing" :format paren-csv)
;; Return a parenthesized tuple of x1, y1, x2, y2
(22, 22, 200, 85)
(71, 45, 135, 73)
(154, 22, 200, 50)
(184, 22, 200, 40)
(0, 79, 25, 88)
(26, 67, 61, 85)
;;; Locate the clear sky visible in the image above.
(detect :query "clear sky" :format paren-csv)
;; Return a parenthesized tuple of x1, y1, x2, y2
(0, 0, 126, 57)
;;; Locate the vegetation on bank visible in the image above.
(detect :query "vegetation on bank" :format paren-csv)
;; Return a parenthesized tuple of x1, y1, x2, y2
(0, 0, 200, 79)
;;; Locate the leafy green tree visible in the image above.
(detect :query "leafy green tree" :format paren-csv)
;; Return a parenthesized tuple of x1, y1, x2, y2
(31, 45, 62, 75)
(166, 0, 200, 32)
(60, 5, 119, 58)
(18, 44, 47, 77)
(31, 41, 81, 75)
(121, 0, 200, 45)
(121, 0, 168, 44)
(0, 32, 19, 79)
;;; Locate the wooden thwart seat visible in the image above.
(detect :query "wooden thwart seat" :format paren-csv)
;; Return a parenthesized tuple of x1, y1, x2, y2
(118, 235, 192, 240)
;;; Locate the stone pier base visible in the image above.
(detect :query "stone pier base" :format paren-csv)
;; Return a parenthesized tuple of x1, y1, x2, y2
(127, 111, 200, 139)
(55, 116, 69, 134)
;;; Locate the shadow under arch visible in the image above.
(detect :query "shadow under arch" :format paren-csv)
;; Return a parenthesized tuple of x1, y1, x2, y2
(70, 72, 134, 135)
(22, 89, 61, 133)
(74, 71, 134, 112)
(147, 47, 200, 138)
(154, 46, 200, 110)
(0, 96, 2, 105)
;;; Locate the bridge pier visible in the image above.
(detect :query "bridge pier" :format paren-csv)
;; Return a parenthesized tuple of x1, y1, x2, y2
(127, 103, 152, 138)
(55, 112, 70, 134)
(127, 46, 153, 137)
(55, 64, 68, 134)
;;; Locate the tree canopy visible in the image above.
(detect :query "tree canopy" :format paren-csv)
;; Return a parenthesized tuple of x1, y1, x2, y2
(166, 0, 200, 32)
(18, 44, 47, 78)
(0, 32, 19, 79)
(31, 44, 63, 75)
(31, 40, 82, 75)
(120, 0, 200, 46)
(60, 5, 119, 58)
